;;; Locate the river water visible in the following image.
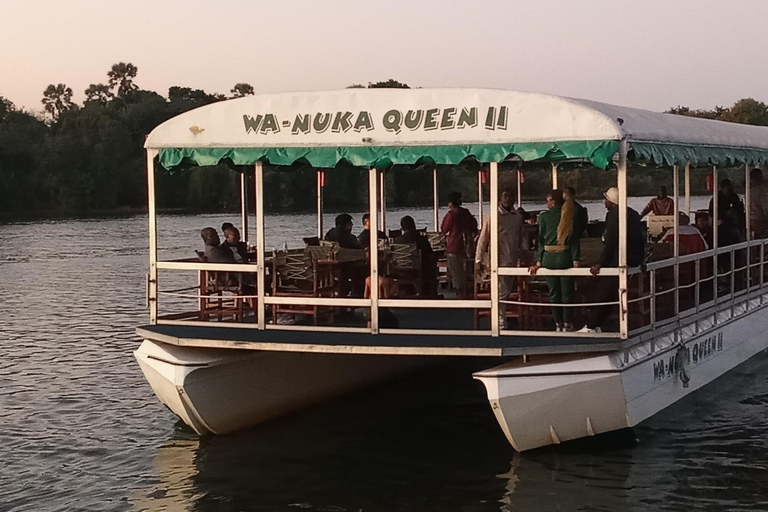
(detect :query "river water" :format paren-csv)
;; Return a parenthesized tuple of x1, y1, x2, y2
(2, 198, 768, 511)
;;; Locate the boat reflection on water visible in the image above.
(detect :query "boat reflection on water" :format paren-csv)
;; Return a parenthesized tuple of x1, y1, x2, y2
(131, 358, 643, 512)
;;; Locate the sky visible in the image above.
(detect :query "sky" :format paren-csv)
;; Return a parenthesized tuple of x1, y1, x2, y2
(1, 0, 767, 114)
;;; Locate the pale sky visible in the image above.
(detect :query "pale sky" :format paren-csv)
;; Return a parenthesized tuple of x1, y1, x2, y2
(1, 0, 766, 114)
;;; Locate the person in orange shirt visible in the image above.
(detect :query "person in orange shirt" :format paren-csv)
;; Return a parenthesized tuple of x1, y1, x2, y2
(641, 186, 675, 217)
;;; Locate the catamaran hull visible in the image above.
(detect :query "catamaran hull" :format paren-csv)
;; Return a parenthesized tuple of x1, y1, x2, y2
(475, 302, 768, 452)
(134, 339, 429, 435)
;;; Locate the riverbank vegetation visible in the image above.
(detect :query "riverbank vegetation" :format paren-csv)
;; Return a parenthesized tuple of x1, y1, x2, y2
(1, 64, 766, 215)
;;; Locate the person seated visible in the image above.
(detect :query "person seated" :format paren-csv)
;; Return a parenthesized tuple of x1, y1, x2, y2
(358, 213, 387, 248)
(221, 223, 250, 263)
(641, 186, 675, 217)
(200, 227, 235, 263)
(394, 215, 437, 296)
(325, 213, 363, 249)
(660, 212, 708, 255)
(695, 212, 714, 249)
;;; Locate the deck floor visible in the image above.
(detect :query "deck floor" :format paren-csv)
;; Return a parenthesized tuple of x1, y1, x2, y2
(137, 323, 626, 357)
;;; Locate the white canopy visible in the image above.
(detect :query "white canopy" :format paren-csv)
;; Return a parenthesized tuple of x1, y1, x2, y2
(145, 88, 768, 169)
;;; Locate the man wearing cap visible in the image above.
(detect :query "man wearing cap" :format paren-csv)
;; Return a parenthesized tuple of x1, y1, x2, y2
(441, 191, 478, 298)
(579, 187, 645, 332)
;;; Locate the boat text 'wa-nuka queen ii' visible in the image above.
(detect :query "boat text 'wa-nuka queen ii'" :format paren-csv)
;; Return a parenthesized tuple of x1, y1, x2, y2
(135, 88, 768, 451)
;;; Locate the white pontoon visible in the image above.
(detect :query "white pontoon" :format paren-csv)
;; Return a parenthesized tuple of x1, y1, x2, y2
(135, 88, 768, 450)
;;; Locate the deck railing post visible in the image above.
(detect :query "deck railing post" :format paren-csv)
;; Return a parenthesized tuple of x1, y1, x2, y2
(746, 164, 753, 240)
(713, 165, 719, 306)
(240, 170, 249, 246)
(379, 169, 386, 234)
(685, 162, 691, 216)
(256, 162, 266, 329)
(147, 149, 158, 324)
(369, 167, 379, 333)
(317, 170, 324, 239)
(433, 167, 439, 231)
(618, 139, 629, 339)
(673, 164, 680, 317)
(551, 162, 558, 189)
(478, 168, 484, 225)
(490, 161, 500, 336)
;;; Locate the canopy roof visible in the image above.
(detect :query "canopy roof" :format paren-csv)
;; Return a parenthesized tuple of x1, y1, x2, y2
(146, 88, 768, 170)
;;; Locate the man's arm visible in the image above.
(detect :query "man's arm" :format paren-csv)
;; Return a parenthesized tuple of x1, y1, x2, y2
(640, 200, 653, 217)
(440, 211, 452, 234)
(601, 212, 618, 267)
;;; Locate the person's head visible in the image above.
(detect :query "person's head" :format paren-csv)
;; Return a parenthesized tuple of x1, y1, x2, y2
(221, 222, 234, 233)
(604, 187, 619, 209)
(448, 191, 463, 209)
(658, 185, 668, 199)
(696, 212, 711, 230)
(335, 213, 353, 231)
(720, 178, 733, 193)
(500, 187, 515, 211)
(679, 212, 690, 226)
(546, 189, 564, 209)
(224, 225, 241, 244)
(751, 168, 764, 184)
(400, 215, 417, 232)
(565, 186, 576, 199)
(362, 213, 371, 229)
(201, 227, 220, 247)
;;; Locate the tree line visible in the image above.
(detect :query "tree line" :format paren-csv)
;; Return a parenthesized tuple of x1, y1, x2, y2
(1, 65, 766, 216)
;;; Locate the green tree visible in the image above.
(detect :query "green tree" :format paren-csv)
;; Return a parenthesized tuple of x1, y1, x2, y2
(368, 79, 410, 89)
(41, 83, 75, 121)
(230, 83, 255, 98)
(722, 98, 768, 126)
(0, 95, 14, 121)
(84, 83, 113, 106)
(107, 62, 139, 98)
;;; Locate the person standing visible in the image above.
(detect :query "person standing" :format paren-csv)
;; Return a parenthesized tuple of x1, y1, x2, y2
(749, 168, 768, 239)
(580, 187, 646, 333)
(441, 191, 478, 298)
(709, 179, 745, 233)
(565, 186, 588, 259)
(529, 189, 577, 332)
(640, 186, 675, 217)
(475, 187, 523, 328)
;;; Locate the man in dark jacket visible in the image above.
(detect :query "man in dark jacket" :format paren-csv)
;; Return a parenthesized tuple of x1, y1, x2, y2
(325, 213, 363, 249)
(580, 187, 645, 332)
(358, 213, 387, 248)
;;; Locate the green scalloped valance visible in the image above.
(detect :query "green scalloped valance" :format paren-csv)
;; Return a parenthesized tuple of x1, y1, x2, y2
(632, 142, 768, 167)
(158, 140, 620, 170)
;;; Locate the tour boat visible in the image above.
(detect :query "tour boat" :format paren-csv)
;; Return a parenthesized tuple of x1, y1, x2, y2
(135, 88, 768, 449)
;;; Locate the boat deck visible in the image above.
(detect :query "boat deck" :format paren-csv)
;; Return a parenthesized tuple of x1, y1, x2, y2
(136, 324, 627, 357)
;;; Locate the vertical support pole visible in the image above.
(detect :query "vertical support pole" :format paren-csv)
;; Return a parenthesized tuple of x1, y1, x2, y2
(712, 165, 718, 306)
(746, 164, 753, 240)
(316, 170, 324, 239)
(240, 170, 249, 246)
(684, 162, 691, 217)
(379, 169, 386, 234)
(146, 149, 158, 324)
(551, 163, 559, 189)
(490, 161, 500, 336)
(617, 140, 629, 339)
(433, 167, 439, 231)
(255, 162, 266, 329)
(368, 167, 379, 333)
(673, 164, 680, 316)
(517, 169, 522, 209)
(478, 169, 484, 225)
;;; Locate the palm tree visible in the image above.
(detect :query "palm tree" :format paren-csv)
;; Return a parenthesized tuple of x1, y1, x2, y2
(41, 83, 74, 120)
(230, 83, 255, 98)
(84, 83, 113, 105)
(107, 62, 139, 98)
